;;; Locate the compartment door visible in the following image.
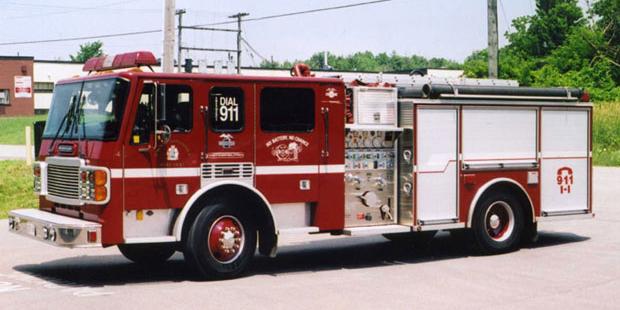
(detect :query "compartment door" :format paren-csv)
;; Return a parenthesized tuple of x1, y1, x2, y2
(415, 107, 458, 223)
(541, 108, 590, 215)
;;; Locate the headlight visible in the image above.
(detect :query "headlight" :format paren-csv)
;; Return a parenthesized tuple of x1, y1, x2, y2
(79, 168, 109, 203)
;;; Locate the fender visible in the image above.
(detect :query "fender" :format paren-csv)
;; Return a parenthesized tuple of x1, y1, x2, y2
(466, 177, 535, 227)
(172, 180, 277, 241)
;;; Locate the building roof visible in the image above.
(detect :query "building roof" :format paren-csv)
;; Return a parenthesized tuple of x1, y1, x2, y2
(0, 55, 34, 61)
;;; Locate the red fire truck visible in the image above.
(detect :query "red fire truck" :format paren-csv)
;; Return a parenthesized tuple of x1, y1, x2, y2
(9, 51, 593, 279)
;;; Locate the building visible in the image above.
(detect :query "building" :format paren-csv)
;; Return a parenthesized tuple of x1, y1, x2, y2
(0, 56, 34, 116)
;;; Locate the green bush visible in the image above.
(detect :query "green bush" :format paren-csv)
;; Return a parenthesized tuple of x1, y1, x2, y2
(593, 101, 620, 166)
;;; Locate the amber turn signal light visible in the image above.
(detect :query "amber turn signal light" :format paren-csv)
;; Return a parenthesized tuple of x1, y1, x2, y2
(94, 170, 107, 186)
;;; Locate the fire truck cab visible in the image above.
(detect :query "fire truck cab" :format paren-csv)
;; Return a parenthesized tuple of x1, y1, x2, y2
(9, 51, 593, 279)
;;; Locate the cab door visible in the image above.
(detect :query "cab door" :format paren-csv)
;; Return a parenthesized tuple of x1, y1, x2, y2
(255, 84, 321, 204)
(122, 79, 203, 239)
(203, 82, 255, 172)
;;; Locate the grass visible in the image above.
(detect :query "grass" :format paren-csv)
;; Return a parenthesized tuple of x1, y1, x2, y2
(593, 101, 620, 166)
(0, 160, 38, 218)
(0, 114, 47, 145)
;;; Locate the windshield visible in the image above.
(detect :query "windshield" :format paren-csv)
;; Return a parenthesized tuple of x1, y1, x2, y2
(43, 78, 129, 141)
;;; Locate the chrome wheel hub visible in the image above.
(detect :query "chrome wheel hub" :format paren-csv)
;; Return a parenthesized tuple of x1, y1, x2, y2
(484, 201, 515, 242)
(208, 216, 245, 263)
(489, 214, 501, 229)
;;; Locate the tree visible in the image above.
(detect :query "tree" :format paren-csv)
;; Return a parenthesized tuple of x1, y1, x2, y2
(70, 41, 104, 62)
(591, 0, 620, 83)
(506, 0, 584, 57)
(463, 0, 619, 101)
(261, 51, 462, 72)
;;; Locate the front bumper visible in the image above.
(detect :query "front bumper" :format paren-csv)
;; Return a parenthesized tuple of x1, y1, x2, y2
(8, 209, 102, 248)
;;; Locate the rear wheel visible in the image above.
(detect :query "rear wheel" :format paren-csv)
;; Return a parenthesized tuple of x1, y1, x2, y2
(472, 191, 523, 254)
(185, 204, 256, 280)
(118, 243, 176, 264)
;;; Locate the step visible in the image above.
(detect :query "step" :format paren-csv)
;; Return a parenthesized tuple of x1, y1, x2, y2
(343, 224, 412, 236)
(278, 226, 320, 235)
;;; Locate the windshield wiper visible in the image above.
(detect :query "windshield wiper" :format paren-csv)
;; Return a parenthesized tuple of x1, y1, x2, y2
(47, 94, 78, 153)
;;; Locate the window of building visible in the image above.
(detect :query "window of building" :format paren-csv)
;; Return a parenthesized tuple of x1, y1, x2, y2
(260, 87, 315, 132)
(210, 87, 244, 132)
(0, 89, 9, 105)
(34, 82, 54, 93)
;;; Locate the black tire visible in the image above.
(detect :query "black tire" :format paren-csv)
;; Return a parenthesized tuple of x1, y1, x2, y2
(185, 204, 256, 280)
(472, 191, 524, 254)
(118, 243, 176, 264)
(522, 222, 539, 245)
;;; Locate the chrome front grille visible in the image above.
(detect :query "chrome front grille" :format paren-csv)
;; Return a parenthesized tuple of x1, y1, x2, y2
(46, 164, 80, 200)
(201, 163, 253, 179)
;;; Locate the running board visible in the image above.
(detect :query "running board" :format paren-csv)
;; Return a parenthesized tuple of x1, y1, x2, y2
(278, 226, 320, 235)
(343, 225, 412, 236)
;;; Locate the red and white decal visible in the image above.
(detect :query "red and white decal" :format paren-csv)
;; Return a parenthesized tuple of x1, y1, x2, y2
(266, 135, 310, 163)
(325, 87, 338, 99)
(556, 166, 574, 194)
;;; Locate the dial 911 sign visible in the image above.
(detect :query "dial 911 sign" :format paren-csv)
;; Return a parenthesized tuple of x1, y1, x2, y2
(210, 87, 244, 132)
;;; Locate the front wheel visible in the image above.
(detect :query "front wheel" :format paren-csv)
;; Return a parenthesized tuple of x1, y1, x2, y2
(185, 204, 257, 280)
(472, 191, 524, 254)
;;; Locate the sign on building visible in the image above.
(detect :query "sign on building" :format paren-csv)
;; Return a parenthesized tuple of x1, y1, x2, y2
(14, 76, 32, 98)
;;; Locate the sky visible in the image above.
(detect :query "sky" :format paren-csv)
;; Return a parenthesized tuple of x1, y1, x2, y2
(0, 0, 542, 65)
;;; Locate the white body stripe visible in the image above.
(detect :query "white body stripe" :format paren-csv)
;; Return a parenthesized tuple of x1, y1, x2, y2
(318, 164, 345, 174)
(111, 165, 344, 179)
(121, 168, 201, 178)
(256, 165, 318, 175)
(256, 165, 344, 175)
(111, 169, 123, 178)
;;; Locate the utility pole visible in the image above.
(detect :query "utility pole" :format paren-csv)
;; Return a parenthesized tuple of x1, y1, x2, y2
(487, 0, 498, 78)
(228, 12, 249, 74)
(176, 8, 186, 73)
(162, 0, 176, 73)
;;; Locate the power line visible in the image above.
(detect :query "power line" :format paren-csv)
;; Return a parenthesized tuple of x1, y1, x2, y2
(197, 0, 392, 27)
(241, 37, 267, 62)
(4, 0, 142, 21)
(0, 0, 392, 46)
(0, 30, 161, 46)
(498, 0, 511, 32)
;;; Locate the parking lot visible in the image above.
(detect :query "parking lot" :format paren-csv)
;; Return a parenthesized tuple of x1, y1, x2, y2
(0, 167, 618, 310)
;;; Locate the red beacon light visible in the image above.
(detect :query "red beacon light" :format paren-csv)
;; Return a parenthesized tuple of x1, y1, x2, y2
(82, 51, 158, 73)
(580, 90, 590, 102)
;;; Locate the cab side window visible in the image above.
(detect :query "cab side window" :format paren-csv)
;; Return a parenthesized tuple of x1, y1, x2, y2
(130, 84, 154, 145)
(260, 87, 315, 132)
(163, 84, 193, 133)
(210, 87, 244, 132)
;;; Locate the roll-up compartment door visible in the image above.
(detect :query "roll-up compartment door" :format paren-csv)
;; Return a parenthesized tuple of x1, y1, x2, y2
(462, 107, 537, 167)
(541, 108, 589, 214)
(415, 107, 458, 223)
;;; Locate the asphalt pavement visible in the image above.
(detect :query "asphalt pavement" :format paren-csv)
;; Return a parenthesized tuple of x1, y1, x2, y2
(0, 167, 618, 310)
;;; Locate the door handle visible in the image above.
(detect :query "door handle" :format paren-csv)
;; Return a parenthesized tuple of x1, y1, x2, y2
(321, 107, 329, 158)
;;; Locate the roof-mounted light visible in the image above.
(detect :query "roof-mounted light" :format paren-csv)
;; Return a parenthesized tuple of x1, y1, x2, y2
(82, 51, 158, 73)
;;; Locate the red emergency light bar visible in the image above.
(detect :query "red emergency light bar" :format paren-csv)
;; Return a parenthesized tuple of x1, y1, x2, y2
(82, 51, 158, 72)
